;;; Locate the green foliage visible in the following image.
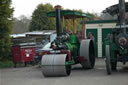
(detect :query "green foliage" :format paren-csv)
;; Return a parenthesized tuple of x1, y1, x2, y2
(86, 12, 101, 20)
(0, 0, 14, 60)
(0, 60, 14, 68)
(13, 15, 30, 33)
(29, 3, 100, 32)
(29, 3, 56, 31)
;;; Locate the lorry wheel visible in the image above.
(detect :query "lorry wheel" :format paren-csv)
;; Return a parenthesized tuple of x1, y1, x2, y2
(105, 45, 111, 75)
(14, 63, 17, 68)
(80, 39, 95, 69)
(24, 62, 27, 67)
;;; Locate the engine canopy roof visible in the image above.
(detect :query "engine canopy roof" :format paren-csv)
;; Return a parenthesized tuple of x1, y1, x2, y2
(47, 10, 91, 19)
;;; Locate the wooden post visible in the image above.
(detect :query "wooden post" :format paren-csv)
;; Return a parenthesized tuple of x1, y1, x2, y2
(73, 17, 76, 34)
(62, 16, 65, 32)
(82, 19, 85, 39)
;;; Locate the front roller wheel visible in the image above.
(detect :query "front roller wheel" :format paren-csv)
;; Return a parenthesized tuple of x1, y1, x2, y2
(80, 39, 95, 69)
(41, 54, 71, 77)
(105, 45, 111, 75)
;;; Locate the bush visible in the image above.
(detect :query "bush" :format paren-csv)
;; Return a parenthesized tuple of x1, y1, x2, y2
(0, 60, 14, 68)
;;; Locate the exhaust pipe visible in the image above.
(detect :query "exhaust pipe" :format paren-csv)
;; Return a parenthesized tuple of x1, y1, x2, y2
(55, 5, 62, 37)
(119, 0, 126, 25)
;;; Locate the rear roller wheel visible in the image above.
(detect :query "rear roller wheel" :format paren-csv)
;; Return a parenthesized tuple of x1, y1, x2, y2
(105, 45, 111, 75)
(41, 54, 71, 77)
(80, 39, 95, 69)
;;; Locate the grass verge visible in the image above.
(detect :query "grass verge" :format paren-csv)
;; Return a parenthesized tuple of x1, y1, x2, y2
(0, 60, 14, 68)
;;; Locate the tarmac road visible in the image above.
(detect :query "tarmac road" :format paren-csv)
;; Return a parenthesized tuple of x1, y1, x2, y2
(1, 59, 128, 85)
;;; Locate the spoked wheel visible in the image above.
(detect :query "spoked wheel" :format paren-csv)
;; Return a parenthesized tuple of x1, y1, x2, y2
(105, 45, 111, 75)
(80, 39, 95, 69)
(41, 54, 71, 77)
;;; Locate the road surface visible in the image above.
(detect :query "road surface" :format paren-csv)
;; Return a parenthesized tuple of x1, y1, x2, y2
(1, 59, 128, 85)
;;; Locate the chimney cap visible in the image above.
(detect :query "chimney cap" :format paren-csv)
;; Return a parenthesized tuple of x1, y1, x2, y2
(55, 5, 61, 9)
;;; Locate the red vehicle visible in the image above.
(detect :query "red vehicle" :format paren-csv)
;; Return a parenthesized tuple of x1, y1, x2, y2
(12, 43, 36, 67)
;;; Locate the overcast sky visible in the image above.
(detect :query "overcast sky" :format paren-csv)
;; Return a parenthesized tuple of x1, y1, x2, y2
(11, 0, 128, 18)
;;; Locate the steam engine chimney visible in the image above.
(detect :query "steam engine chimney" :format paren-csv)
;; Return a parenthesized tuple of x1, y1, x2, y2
(119, 0, 126, 25)
(55, 5, 62, 36)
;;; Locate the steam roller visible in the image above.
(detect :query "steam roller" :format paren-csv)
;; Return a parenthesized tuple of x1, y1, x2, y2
(104, 0, 128, 75)
(41, 5, 96, 77)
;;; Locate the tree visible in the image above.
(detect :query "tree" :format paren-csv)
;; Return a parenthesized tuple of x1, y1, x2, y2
(29, 3, 56, 31)
(0, 0, 14, 60)
(13, 15, 30, 33)
(86, 12, 101, 21)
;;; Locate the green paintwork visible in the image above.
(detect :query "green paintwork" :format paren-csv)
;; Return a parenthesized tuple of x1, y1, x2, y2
(47, 10, 91, 18)
(102, 28, 113, 57)
(105, 40, 118, 59)
(86, 20, 117, 24)
(86, 19, 128, 24)
(66, 60, 75, 65)
(65, 34, 80, 56)
(69, 34, 78, 44)
(86, 29, 98, 57)
(104, 35, 128, 61)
